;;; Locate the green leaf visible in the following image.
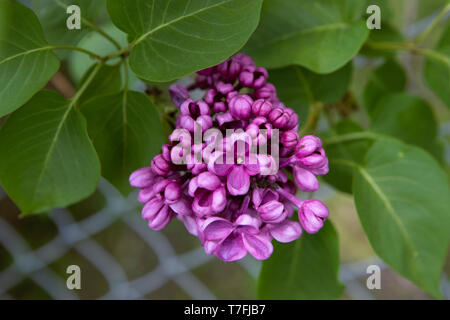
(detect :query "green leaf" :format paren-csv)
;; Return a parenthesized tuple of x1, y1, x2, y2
(424, 27, 450, 108)
(32, 0, 102, 58)
(323, 121, 372, 194)
(244, 0, 369, 73)
(258, 221, 344, 299)
(77, 63, 122, 103)
(370, 93, 443, 161)
(0, 91, 100, 215)
(270, 64, 352, 124)
(0, 0, 60, 117)
(106, 0, 263, 82)
(353, 138, 450, 299)
(80, 90, 165, 195)
(363, 59, 406, 116)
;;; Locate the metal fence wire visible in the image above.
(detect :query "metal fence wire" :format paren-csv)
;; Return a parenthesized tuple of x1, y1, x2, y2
(0, 1, 449, 300)
(0, 179, 449, 300)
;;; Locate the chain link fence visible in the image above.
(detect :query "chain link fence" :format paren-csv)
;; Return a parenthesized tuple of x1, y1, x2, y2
(0, 1, 449, 300)
(1, 178, 449, 300)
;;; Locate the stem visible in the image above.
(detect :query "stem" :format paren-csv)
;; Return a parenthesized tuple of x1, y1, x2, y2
(415, 4, 450, 44)
(50, 45, 102, 60)
(72, 61, 105, 105)
(50, 71, 76, 98)
(83, 20, 122, 50)
(122, 59, 129, 93)
(322, 131, 384, 146)
(104, 45, 133, 60)
(365, 41, 450, 66)
(365, 41, 416, 51)
(299, 102, 323, 136)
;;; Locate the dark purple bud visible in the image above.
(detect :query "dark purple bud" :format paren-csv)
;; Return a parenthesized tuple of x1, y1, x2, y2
(229, 94, 253, 120)
(281, 130, 299, 148)
(197, 66, 216, 76)
(239, 66, 268, 89)
(169, 84, 190, 107)
(164, 182, 181, 204)
(180, 99, 210, 117)
(151, 154, 170, 176)
(142, 198, 173, 230)
(298, 199, 329, 234)
(251, 99, 273, 117)
(253, 83, 277, 101)
(268, 107, 290, 129)
(129, 167, 155, 188)
(295, 135, 322, 158)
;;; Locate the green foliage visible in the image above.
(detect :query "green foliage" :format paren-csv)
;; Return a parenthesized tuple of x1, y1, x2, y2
(370, 93, 443, 160)
(258, 221, 344, 299)
(0, 0, 60, 117)
(33, 0, 102, 58)
(363, 59, 407, 116)
(0, 91, 100, 215)
(106, 0, 263, 82)
(323, 121, 372, 194)
(353, 139, 450, 299)
(67, 22, 129, 82)
(0, 0, 448, 301)
(244, 0, 369, 73)
(425, 26, 450, 109)
(269, 64, 352, 124)
(80, 90, 165, 195)
(77, 63, 122, 103)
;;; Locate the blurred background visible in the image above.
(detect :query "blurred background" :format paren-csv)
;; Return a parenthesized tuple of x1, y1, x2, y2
(0, 0, 449, 300)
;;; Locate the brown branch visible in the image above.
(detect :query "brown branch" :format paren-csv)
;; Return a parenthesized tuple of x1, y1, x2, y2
(49, 70, 76, 99)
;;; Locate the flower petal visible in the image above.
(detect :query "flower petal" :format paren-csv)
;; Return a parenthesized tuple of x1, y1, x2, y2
(227, 165, 250, 195)
(216, 232, 247, 261)
(258, 200, 285, 223)
(211, 187, 227, 213)
(242, 233, 273, 260)
(137, 187, 155, 203)
(293, 166, 319, 192)
(197, 171, 221, 190)
(269, 220, 302, 243)
(202, 217, 234, 241)
(142, 197, 164, 220)
(129, 167, 154, 188)
(169, 195, 193, 216)
(177, 214, 199, 236)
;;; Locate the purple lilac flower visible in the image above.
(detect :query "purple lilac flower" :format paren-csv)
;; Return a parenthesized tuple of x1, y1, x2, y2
(130, 53, 330, 262)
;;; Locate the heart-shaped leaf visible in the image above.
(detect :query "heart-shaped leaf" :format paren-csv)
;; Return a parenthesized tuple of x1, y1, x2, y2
(0, 91, 101, 215)
(80, 90, 165, 195)
(424, 26, 450, 109)
(106, 0, 263, 82)
(269, 64, 352, 123)
(244, 0, 369, 73)
(353, 138, 450, 299)
(370, 93, 443, 161)
(258, 221, 344, 299)
(363, 59, 406, 116)
(323, 121, 372, 194)
(32, 0, 102, 58)
(0, 0, 60, 116)
(77, 63, 122, 103)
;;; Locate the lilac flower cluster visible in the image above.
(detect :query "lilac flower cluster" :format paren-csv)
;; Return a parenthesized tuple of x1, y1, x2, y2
(130, 53, 329, 261)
